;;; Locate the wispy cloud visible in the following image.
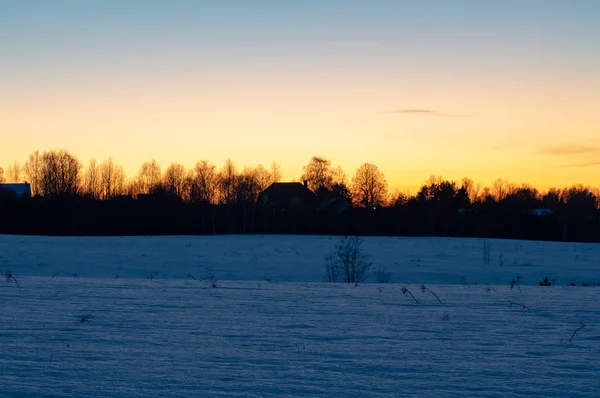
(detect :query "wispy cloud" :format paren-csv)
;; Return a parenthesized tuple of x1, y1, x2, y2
(538, 144, 600, 156)
(388, 109, 467, 117)
(563, 161, 600, 168)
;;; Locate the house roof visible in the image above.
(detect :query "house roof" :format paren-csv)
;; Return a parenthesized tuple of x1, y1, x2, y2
(0, 183, 32, 197)
(259, 182, 314, 205)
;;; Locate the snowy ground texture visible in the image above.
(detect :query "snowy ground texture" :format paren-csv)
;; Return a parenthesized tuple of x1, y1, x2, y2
(1, 235, 599, 397)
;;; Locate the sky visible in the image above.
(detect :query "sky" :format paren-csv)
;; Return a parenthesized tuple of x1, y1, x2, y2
(1, 0, 599, 192)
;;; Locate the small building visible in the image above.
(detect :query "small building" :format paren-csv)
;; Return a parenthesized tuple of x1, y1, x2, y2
(258, 181, 315, 208)
(0, 183, 32, 199)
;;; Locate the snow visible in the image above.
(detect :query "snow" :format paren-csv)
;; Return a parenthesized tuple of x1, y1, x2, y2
(1, 235, 599, 396)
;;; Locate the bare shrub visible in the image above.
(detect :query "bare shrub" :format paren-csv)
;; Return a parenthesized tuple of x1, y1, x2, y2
(324, 254, 339, 283)
(373, 265, 392, 283)
(539, 276, 552, 286)
(78, 312, 92, 322)
(323, 236, 372, 283)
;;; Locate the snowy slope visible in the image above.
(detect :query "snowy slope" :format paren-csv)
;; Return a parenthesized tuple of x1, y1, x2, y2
(1, 235, 599, 397)
(1, 279, 599, 397)
(0, 235, 598, 286)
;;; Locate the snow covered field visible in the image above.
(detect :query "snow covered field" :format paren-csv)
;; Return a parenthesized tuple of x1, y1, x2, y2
(1, 235, 599, 397)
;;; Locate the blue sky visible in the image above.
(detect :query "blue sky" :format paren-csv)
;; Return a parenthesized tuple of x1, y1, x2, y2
(1, 1, 599, 190)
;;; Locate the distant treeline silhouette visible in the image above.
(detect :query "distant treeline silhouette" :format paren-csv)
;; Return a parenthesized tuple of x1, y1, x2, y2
(1, 150, 599, 242)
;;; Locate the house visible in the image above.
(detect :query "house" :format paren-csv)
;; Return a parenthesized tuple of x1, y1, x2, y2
(0, 183, 32, 199)
(258, 181, 315, 208)
(314, 186, 352, 216)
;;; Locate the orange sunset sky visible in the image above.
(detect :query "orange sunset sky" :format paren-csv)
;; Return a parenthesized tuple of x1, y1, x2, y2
(1, 1, 599, 193)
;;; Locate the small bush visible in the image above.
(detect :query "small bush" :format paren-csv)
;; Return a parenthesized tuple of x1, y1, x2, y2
(323, 236, 371, 283)
(539, 276, 552, 286)
(372, 266, 392, 283)
(79, 312, 91, 322)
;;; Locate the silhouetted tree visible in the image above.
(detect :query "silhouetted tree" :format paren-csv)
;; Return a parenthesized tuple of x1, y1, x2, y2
(23, 151, 43, 196)
(461, 177, 481, 204)
(491, 178, 511, 202)
(163, 162, 187, 199)
(389, 191, 409, 208)
(301, 156, 334, 192)
(235, 167, 261, 204)
(83, 159, 102, 199)
(270, 161, 282, 184)
(135, 159, 162, 195)
(6, 162, 22, 183)
(100, 158, 126, 199)
(0, 167, 4, 183)
(190, 160, 219, 204)
(351, 163, 388, 207)
(254, 164, 273, 191)
(40, 150, 82, 197)
(503, 184, 539, 210)
(218, 159, 238, 205)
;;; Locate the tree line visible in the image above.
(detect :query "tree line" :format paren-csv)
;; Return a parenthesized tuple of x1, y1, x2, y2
(1, 150, 599, 241)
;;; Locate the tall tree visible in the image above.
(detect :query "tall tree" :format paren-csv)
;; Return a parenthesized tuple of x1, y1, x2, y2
(83, 159, 102, 199)
(163, 162, 187, 199)
(23, 151, 43, 196)
(6, 162, 22, 182)
(300, 156, 334, 192)
(235, 167, 261, 204)
(490, 178, 511, 202)
(351, 163, 388, 207)
(136, 159, 162, 194)
(254, 164, 273, 191)
(0, 167, 4, 183)
(190, 160, 219, 204)
(40, 150, 82, 197)
(100, 158, 126, 199)
(270, 161, 282, 184)
(461, 177, 481, 204)
(218, 159, 238, 205)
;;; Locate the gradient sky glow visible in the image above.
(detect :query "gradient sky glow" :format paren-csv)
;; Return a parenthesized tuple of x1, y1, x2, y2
(2, 0, 599, 192)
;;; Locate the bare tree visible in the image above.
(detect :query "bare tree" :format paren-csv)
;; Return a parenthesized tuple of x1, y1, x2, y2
(300, 156, 334, 192)
(83, 159, 102, 199)
(254, 164, 273, 191)
(327, 236, 372, 283)
(270, 161, 282, 183)
(490, 178, 511, 202)
(23, 151, 43, 196)
(218, 159, 238, 205)
(0, 167, 4, 183)
(351, 163, 388, 207)
(190, 160, 219, 204)
(40, 150, 82, 197)
(136, 159, 162, 194)
(235, 167, 261, 204)
(100, 158, 126, 199)
(461, 177, 481, 203)
(332, 165, 347, 186)
(6, 162, 22, 182)
(163, 163, 187, 199)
